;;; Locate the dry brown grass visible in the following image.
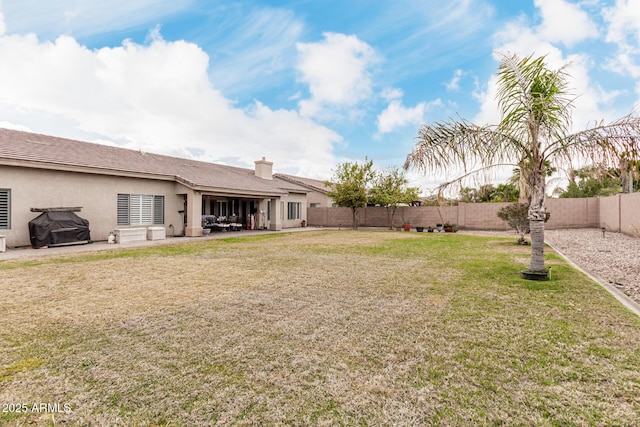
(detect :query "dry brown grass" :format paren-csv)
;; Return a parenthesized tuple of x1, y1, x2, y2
(1, 230, 639, 426)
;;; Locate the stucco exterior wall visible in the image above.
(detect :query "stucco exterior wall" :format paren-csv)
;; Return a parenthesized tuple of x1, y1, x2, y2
(307, 190, 334, 208)
(0, 166, 185, 247)
(279, 192, 308, 229)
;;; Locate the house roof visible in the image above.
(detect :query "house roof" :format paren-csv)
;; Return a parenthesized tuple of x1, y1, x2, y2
(0, 128, 309, 197)
(274, 173, 332, 194)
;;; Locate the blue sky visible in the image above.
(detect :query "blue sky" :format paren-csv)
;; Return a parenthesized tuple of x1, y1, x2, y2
(1, 0, 639, 194)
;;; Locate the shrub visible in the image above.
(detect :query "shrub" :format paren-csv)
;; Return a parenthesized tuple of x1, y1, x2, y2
(497, 203, 550, 244)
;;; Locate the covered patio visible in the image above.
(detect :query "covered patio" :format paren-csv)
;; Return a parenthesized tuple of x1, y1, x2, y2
(180, 186, 286, 237)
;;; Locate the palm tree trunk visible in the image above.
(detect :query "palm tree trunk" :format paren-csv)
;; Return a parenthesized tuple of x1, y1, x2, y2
(529, 219, 545, 272)
(620, 157, 630, 194)
(528, 169, 546, 272)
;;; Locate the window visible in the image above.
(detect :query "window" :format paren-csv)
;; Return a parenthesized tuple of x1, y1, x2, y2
(267, 200, 271, 220)
(310, 203, 321, 208)
(0, 189, 10, 229)
(153, 195, 164, 224)
(216, 200, 228, 217)
(287, 202, 301, 220)
(117, 194, 164, 226)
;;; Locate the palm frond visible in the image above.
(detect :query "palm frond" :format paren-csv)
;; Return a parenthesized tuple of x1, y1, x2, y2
(430, 163, 522, 200)
(496, 53, 574, 143)
(404, 118, 522, 175)
(553, 112, 640, 166)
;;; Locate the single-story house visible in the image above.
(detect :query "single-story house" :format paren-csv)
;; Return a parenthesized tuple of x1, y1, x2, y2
(0, 128, 311, 248)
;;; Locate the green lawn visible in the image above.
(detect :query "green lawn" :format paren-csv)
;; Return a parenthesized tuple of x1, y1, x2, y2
(1, 230, 639, 426)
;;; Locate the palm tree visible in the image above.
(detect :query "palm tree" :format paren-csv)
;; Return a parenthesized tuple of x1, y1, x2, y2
(405, 53, 640, 274)
(509, 159, 555, 203)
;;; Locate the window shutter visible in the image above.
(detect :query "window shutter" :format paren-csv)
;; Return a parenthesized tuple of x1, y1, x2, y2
(117, 193, 130, 226)
(0, 189, 10, 229)
(130, 195, 141, 224)
(153, 196, 164, 224)
(140, 195, 153, 225)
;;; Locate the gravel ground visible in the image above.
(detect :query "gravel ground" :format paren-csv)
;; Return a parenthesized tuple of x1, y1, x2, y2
(545, 228, 640, 305)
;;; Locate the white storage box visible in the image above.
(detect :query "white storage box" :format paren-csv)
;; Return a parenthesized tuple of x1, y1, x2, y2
(114, 228, 147, 243)
(147, 227, 166, 241)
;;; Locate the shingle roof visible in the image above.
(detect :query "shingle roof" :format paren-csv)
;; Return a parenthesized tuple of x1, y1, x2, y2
(0, 128, 301, 196)
(274, 173, 332, 193)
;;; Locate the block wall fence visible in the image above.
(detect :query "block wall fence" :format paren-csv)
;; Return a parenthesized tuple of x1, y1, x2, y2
(307, 193, 640, 236)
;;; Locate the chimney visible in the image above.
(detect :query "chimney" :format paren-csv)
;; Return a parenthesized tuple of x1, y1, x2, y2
(254, 157, 273, 180)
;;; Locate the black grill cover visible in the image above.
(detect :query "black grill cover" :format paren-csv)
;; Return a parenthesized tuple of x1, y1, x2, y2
(29, 211, 91, 248)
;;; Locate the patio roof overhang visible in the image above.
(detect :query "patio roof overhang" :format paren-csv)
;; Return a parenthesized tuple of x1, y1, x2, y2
(196, 187, 287, 199)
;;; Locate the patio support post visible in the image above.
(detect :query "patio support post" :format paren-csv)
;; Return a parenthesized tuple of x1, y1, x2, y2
(270, 196, 282, 231)
(185, 189, 203, 237)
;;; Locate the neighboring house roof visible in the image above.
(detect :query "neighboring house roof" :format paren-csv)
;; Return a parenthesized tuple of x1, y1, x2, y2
(274, 173, 332, 194)
(0, 128, 306, 197)
(272, 176, 311, 193)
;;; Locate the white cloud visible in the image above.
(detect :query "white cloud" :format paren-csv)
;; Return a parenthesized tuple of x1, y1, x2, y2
(376, 98, 442, 135)
(603, 0, 640, 46)
(472, 73, 501, 126)
(380, 87, 404, 101)
(0, 28, 342, 178)
(445, 69, 465, 91)
(603, 0, 640, 78)
(534, 0, 598, 46)
(296, 32, 379, 118)
(474, 1, 622, 130)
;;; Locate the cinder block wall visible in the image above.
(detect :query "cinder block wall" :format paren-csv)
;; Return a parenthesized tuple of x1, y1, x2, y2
(307, 206, 354, 229)
(620, 192, 640, 235)
(308, 194, 640, 236)
(599, 195, 620, 232)
(401, 206, 457, 228)
(546, 198, 599, 229)
(458, 202, 510, 230)
(362, 207, 391, 228)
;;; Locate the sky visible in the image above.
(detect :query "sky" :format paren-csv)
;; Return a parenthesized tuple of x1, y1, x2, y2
(0, 0, 639, 195)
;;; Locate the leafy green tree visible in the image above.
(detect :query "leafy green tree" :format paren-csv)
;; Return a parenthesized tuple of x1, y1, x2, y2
(459, 184, 495, 203)
(325, 158, 375, 229)
(369, 166, 420, 229)
(492, 182, 520, 202)
(459, 182, 519, 203)
(405, 53, 640, 274)
(558, 165, 621, 198)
